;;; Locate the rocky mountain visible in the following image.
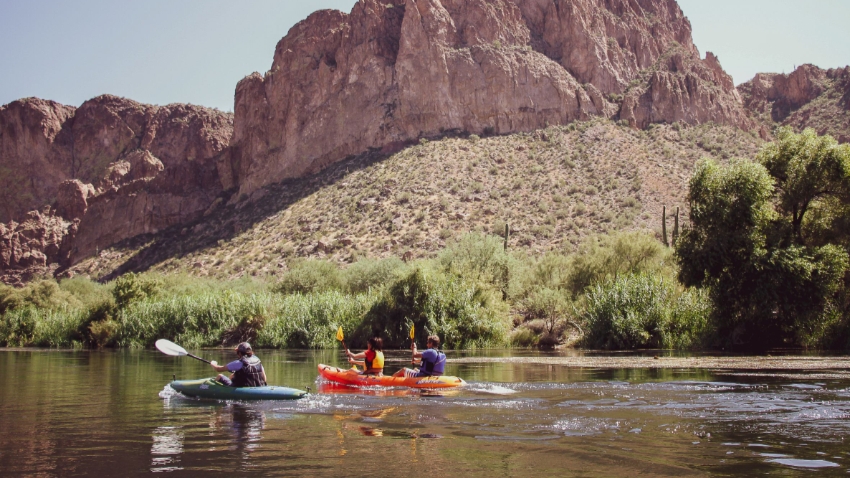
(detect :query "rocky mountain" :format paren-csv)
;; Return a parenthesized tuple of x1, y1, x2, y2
(230, 0, 754, 197)
(0, 96, 233, 283)
(739, 64, 850, 143)
(0, 0, 817, 285)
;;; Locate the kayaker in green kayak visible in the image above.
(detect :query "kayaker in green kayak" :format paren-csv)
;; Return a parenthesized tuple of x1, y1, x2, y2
(392, 334, 446, 378)
(210, 342, 267, 387)
(346, 336, 385, 376)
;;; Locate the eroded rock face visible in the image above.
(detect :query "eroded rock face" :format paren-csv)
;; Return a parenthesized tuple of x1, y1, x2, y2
(0, 95, 233, 223)
(231, 0, 752, 196)
(740, 64, 850, 143)
(0, 98, 76, 224)
(2, 0, 762, 284)
(0, 210, 75, 286)
(0, 95, 234, 282)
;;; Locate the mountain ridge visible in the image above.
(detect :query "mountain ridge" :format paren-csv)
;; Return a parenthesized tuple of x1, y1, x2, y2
(1, 0, 848, 285)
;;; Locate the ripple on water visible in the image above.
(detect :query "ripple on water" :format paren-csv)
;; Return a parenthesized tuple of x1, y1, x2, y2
(551, 417, 623, 437)
(766, 458, 840, 469)
(464, 383, 518, 395)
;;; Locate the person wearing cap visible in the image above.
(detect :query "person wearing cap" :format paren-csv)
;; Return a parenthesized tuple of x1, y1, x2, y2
(210, 342, 267, 387)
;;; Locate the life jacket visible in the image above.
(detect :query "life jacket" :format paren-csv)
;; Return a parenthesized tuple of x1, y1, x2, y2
(231, 355, 266, 387)
(420, 348, 446, 376)
(364, 350, 385, 372)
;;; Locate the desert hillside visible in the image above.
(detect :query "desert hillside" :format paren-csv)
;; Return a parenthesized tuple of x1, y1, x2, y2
(64, 119, 761, 282)
(2, 0, 848, 286)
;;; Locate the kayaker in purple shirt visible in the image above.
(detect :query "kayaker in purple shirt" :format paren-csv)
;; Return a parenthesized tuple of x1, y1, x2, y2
(392, 334, 446, 378)
(210, 342, 267, 387)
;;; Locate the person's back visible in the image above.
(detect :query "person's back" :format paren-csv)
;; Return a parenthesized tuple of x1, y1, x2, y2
(231, 353, 266, 387)
(210, 342, 268, 387)
(418, 345, 446, 376)
(393, 335, 445, 378)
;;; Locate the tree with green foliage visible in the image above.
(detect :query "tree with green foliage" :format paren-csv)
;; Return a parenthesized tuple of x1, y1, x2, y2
(677, 129, 850, 350)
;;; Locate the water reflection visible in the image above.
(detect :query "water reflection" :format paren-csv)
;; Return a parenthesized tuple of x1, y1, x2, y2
(150, 426, 183, 472)
(3, 349, 850, 476)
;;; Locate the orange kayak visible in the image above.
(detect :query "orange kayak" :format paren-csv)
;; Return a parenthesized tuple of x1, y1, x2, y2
(317, 364, 466, 389)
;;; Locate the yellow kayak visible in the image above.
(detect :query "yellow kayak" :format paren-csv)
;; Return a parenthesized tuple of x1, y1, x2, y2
(318, 364, 466, 389)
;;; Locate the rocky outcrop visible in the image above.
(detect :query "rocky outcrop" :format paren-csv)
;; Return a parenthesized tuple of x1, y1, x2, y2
(0, 99, 76, 224)
(0, 210, 75, 286)
(230, 0, 752, 196)
(740, 64, 850, 143)
(0, 96, 234, 283)
(0, 95, 233, 223)
(2, 0, 763, 284)
(619, 49, 752, 129)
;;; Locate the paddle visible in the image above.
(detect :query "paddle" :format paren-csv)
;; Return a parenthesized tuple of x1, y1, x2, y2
(337, 326, 354, 369)
(410, 325, 417, 365)
(155, 339, 212, 364)
(336, 326, 347, 353)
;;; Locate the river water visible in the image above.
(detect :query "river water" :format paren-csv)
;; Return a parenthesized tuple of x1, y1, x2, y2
(1, 349, 848, 477)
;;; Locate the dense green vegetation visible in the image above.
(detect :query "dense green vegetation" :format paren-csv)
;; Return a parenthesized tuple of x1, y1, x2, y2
(3, 128, 848, 352)
(677, 128, 850, 350)
(1, 230, 710, 350)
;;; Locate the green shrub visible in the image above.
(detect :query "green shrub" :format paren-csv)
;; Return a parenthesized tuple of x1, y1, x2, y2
(521, 287, 573, 336)
(359, 266, 510, 349)
(509, 327, 538, 347)
(111, 273, 162, 309)
(257, 291, 377, 349)
(0, 280, 80, 314)
(0, 306, 87, 348)
(581, 273, 710, 350)
(439, 233, 520, 298)
(567, 231, 670, 298)
(341, 257, 408, 294)
(275, 259, 343, 295)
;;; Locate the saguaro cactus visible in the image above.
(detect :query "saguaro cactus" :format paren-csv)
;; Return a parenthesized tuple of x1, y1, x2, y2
(672, 206, 679, 245)
(662, 206, 669, 247)
(504, 223, 510, 251)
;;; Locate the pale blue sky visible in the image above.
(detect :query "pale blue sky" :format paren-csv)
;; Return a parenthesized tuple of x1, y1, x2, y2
(1, 1, 848, 112)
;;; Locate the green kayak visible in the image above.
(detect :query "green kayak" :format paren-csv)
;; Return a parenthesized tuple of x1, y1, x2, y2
(169, 378, 307, 400)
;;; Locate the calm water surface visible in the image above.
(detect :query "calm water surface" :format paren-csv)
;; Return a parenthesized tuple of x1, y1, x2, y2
(1, 349, 848, 477)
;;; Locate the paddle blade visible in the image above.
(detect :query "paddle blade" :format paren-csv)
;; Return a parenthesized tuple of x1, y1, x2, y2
(409, 325, 415, 340)
(155, 339, 188, 357)
(336, 326, 344, 342)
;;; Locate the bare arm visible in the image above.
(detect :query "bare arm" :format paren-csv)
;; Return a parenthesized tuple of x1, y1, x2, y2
(210, 361, 229, 373)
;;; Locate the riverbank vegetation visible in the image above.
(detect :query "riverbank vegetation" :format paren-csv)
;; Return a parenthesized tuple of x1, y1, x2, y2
(1, 230, 707, 350)
(2, 128, 848, 351)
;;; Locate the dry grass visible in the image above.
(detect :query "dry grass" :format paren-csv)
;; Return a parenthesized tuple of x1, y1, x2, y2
(68, 119, 762, 281)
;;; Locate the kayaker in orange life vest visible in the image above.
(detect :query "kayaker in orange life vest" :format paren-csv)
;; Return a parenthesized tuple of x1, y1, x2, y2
(346, 336, 385, 375)
(210, 342, 267, 387)
(392, 334, 446, 378)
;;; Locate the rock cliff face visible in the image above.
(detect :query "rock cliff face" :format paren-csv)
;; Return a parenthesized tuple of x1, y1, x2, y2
(1, 0, 760, 284)
(0, 96, 233, 284)
(230, 0, 752, 196)
(740, 64, 850, 143)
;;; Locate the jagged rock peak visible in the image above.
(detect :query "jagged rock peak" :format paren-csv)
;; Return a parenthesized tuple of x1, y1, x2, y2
(230, 0, 753, 196)
(740, 64, 850, 143)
